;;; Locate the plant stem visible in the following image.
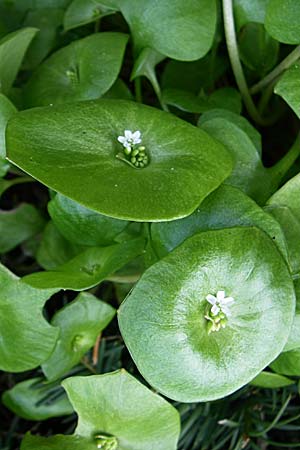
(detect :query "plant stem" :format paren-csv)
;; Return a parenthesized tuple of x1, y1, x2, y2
(250, 45, 300, 95)
(268, 134, 300, 187)
(222, 0, 266, 125)
(134, 78, 142, 103)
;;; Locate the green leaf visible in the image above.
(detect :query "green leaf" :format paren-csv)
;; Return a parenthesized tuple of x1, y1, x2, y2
(0, 93, 16, 160)
(250, 371, 294, 388)
(21, 370, 180, 450)
(0, 264, 58, 372)
(265, 0, 300, 44)
(271, 348, 300, 376)
(118, 227, 295, 402)
(42, 292, 116, 380)
(102, 79, 133, 101)
(22, 9, 64, 69)
(2, 377, 73, 421)
(198, 114, 270, 202)
(284, 279, 300, 352)
(238, 23, 279, 76)
(266, 172, 300, 274)
(6, 99, 232, 221)
(22, 238, 145, 290)
(36, 221, 85, 270)
(0, 27, 38, 95)
(151, 185, 287, 260)
(64, 0, 113, 31)
(48, 193, 128, 247)
(23, 33, 128, 107)
(131, 47, 164, 99)
(0, 203, 46, 254)
(119, 0, 217, 61)
(233, 0, 269, 30)
(208, 88, 242, 114)
(275, 62, 300, 118)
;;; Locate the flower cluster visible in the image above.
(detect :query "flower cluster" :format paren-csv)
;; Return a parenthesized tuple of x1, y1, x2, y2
(94, 434, 118, 450)
(117, 130, 149, 168)
(205, 290, 234, 333)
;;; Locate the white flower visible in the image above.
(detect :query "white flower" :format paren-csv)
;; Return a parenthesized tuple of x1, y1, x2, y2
(117, 130, 142, 148)
(206, 290, 235, 317)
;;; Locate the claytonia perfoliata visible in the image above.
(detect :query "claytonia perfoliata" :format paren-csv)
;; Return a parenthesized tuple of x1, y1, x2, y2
(116, 129, 149, 169)
(205, 290, 235, 334)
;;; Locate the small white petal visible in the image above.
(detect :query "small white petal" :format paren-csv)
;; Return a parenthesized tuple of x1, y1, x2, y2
(221, 306, 231, 317)
(124, 130, 133, 139)
(221, 296, 235, 306)
(217, 290, 225, 301)
(211, 304, 220, 316)
(132, 130, 141, 140)
(118, 136, 126, 144)
(206, 294, 217, 305)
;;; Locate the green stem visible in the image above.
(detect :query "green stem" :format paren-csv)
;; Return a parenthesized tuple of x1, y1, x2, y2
(250, 45, 300, 95)
(134, 78, 142, 103)
(222, 0, 267, 125)
(268, 134, 300, 187)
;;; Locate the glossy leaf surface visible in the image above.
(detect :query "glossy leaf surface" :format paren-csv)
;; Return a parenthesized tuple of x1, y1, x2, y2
(6, 100, 232, 221)
(265, 0, 300, 44)
(119, 227, 295, 402)
(0, 264, 58, 372)
(2, 377, 73, 420)
(0, 93, 16, 159)
(22, 370, 180, 450)
(49, 193, 128, 246)
(42, 292, 116, 380)
(275, 63, 300, 118)
(23, 238, 145, 290)
(24, 33, 128, 107)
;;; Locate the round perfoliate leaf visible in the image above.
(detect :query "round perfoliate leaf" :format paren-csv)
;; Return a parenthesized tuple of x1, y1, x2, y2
(23, 33, 128, 107)
(42, 292, 116, 380)
(6, 99, 232, 221)
(21, 370, 180, 450)
(118, 227, 295, 402)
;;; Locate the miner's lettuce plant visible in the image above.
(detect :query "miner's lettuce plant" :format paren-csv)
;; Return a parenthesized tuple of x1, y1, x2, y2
(1, 1, 300, 449)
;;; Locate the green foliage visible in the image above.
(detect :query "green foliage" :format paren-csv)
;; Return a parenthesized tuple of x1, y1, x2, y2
(1, 1, 300, 448)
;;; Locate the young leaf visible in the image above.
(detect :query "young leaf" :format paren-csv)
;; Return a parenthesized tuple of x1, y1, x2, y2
(0, 264, 58, 372)
(23, 33, 128, 107)
(0, 203, 46, 254)
(151, 185, 287, 260)
(271, 348, 300, 376)
(118, 227, 295, 402)
(265, 0, 300, 44)
(120, 0, 217, 61)
(2, 377, 73, 421)
(48, 193, 128, 246)
(250, 371, 294, 388)
(233, 0, 268, 30)
(275, 62, 300, 118)
(0, 93, 16, 160)
(6, 99, 233, 221)
(198, 114, 270, 202)
(36, 221, 85, 270)
(64, 0, 113, 31)
(21, 370, 180, 450)
(0, 27, 38, 95)
(42, 292, 116, 380)
(22, 238, 145, 290)
(266, 172, 300, 274)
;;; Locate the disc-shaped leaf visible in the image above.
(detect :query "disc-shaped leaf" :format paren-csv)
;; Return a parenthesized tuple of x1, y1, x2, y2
(151, 185, 287, 260)
(118, 227, 295, 402)
(42, 292, 116, 380)
(0, 264, 58, 372)
(21, 370, 180, 450)
(0, 27, 38, 95)
(22, 238, 145, 290)
(265, 0, 300, 44)
(23, 33, 128, 107)
(48, 193, 128, 246)
(120, 0, 217, 61)
(2, 377, 73, 421)
(6, 100, 232, 221)
(275, 63, 300, 118)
